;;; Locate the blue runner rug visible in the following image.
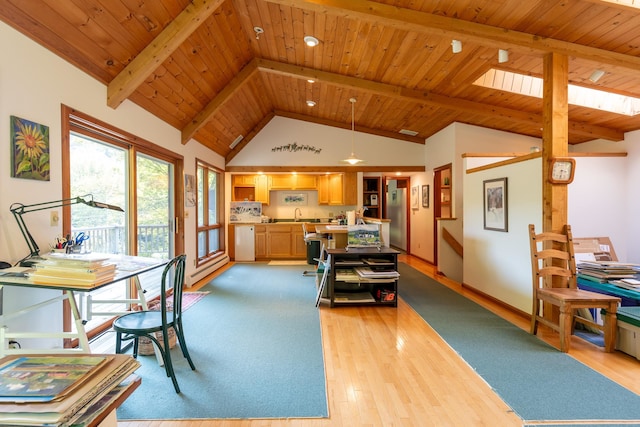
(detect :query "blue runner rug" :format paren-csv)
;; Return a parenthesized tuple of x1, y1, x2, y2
(118, 263, 328, 419)
(398, 263, 640, 423)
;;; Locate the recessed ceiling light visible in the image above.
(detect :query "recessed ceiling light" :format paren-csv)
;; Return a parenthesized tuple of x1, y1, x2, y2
(399, 129, 419, 136)
(306, 100, 316, 107)
(307, 79, 315, 83)
(304, 36, 319, 47)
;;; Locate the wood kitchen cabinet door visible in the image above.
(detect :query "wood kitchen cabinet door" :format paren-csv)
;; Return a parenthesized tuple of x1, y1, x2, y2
(329, 174, 344, 205)
(294, 174, 317, 189)
(317, 175, 329, 204)
(267, 227, 293, 257)
(255, 225, 267, 259)
(292, 226, 307, 258)
(254, 174, 270, 204)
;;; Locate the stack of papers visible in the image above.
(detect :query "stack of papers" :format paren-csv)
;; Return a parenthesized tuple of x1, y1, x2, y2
(334, 292, 376, 303)
(335, 268, 360, 281)
(28, 253, 117, 287)
(577, 261, 640, 283)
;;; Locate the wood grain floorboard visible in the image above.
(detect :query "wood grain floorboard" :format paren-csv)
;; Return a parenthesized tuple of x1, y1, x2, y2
(118, 255, 640, 426)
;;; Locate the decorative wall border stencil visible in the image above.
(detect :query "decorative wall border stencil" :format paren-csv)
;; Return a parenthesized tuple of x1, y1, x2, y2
(271, 142, 321, 154)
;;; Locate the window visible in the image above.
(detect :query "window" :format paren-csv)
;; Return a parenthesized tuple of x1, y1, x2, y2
(196, 159, 224, 265)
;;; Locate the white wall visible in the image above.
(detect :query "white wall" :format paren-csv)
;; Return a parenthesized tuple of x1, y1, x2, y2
(570, 136, 637, 263)
(568, 156, 628, 261)
(0, 21, 224, 344)
(228, 116, 425, 167)
(463, 157, 542, 313)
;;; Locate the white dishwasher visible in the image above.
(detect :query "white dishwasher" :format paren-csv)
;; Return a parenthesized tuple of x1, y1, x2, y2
(235, 225, 255, 261)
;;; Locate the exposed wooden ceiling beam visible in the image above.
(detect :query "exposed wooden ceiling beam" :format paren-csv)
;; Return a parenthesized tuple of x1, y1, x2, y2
(225, 111, 275, 164)
(257, 59, 624, 142)
(183, 58, 260, 145)
(275, 110, 425, 144)
(266, 0, 640, 73)
(107, 0, 223, 109)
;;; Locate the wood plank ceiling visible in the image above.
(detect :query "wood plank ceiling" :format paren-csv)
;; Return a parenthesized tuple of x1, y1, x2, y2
(1, 0, 639, 165)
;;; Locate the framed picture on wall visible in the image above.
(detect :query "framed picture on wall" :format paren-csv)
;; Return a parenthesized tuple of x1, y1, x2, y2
(483, 177, 508, 232)
(422, 185, 429, 208)
(411, 186, 419, 210)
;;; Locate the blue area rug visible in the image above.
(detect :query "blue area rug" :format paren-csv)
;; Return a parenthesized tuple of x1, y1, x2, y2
(398, 263, 640, 424)
(118, 263, 327, 419)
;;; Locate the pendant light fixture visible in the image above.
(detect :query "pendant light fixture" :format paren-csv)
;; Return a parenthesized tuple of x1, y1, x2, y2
(342, 97, 363, 165)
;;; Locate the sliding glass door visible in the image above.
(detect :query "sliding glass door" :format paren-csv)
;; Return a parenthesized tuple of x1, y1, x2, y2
(63, 106, 182, 341)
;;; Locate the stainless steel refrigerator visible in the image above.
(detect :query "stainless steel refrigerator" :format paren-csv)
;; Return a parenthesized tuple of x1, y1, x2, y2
(386, 180, 407, 251)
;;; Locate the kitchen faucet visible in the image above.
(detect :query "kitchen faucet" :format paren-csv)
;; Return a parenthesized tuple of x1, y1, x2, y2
(294, 207, 302, 222)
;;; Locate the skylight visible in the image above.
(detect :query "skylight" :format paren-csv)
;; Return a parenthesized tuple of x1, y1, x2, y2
(473, 69, 640, 116)
(600, 0, 640, 9)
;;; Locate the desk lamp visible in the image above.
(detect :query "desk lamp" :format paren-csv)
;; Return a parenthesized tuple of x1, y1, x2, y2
(10, 194, 123, 266)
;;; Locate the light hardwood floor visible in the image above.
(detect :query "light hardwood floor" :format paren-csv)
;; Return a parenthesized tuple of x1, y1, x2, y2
(118, 255, 640, 427)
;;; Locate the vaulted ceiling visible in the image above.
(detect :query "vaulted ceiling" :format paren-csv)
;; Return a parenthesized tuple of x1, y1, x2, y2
(2, 0, 640, 165)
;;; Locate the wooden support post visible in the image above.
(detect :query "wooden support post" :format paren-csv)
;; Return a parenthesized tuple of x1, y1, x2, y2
(542, 52, 569, 236)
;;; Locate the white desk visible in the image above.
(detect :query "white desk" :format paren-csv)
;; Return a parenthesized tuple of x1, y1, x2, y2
(0, 254, 168, 357)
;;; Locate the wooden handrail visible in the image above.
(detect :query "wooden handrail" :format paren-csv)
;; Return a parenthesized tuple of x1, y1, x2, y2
(442, 227, 463, 258)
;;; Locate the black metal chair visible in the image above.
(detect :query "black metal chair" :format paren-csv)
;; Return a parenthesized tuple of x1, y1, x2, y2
(112, 254, 195, 393)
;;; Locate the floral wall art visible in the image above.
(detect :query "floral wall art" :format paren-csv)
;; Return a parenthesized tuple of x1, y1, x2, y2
(10, 115, 50, 181)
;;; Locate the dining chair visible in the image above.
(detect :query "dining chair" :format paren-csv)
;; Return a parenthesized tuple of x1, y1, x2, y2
(528, 224, 620, 352)
(112, 254, 196, 393)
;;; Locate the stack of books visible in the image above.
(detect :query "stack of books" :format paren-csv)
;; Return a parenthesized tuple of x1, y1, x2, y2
(0, 354, 140, 426)
(28, 253, 117, 287)
(577, 261, 640, 284)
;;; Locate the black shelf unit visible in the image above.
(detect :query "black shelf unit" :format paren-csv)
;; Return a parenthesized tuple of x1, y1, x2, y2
(326, 247, 399, 308)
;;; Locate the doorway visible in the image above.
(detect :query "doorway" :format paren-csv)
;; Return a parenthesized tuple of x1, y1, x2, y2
(433, 164, 452, 267)
(384, 176, 410, 252)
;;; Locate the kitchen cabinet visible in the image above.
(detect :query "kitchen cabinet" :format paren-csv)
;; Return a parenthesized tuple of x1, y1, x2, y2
(255, 225, 267, 258)
(233, 175, 257, 186)
(293, 226, 307, 258)
(269, 174, 317, 190)
(253, 174, 270, 204)
(231, 223, 305, 260)
(246, 223, 306, 260)
(318, 172, 357, 205)
(317, 175, 330, 204)
(268, 226, 294, 257)
(232, 174, 270, 204)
